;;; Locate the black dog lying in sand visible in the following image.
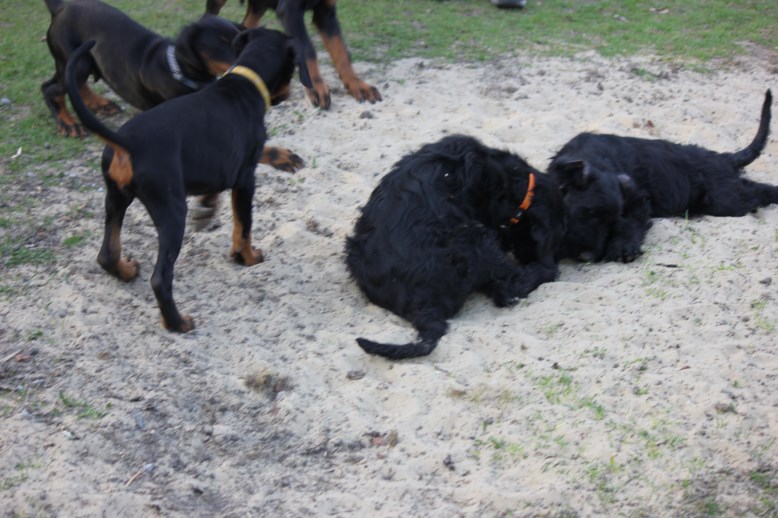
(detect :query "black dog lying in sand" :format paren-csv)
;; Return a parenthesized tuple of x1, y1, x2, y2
(549, 89, 775, 263)
(346, 135, 566, 360)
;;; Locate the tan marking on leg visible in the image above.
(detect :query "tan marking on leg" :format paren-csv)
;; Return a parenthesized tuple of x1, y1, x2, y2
(107, 222, 139, 281)
(230, 190, 263, 265)
(54, 94, 84, 137)
(304, 57, 329, 108)
(79, 84, 121, 115)
(319, 33, 381, 103)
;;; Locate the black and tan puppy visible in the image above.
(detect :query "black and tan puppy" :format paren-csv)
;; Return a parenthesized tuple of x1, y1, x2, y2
(550, 90, 775, 263)
(65, 28, 309, 332)
(42, 0, 239, 137)
(346, 135, 566, 360)
(206, 0, 380, 109)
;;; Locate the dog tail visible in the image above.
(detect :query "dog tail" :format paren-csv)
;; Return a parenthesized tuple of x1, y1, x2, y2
(66, 41, 132, 151)
(356, 321, 447, 360)
(730, 89, 772, 169)
(44, 0, 65, 15)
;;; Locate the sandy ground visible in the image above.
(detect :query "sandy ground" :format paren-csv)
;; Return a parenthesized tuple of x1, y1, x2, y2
(2, 50, 778, 517)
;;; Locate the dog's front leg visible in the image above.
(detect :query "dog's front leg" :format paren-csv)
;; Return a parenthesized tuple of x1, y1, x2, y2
(230, 187, 264, 265)
(604, 216, 650, 263)
(279, 4, 331, 108)
(312, 2, 381, 105)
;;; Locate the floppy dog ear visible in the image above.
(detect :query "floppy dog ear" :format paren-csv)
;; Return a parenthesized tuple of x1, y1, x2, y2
(232, 29, 252, 55)
(617, 173, 638, 193)
(554, 160, 591, 189)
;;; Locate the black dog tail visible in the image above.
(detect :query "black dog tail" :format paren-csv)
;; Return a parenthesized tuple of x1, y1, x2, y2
(65, 41, 132, 152)
(729, 89, 772, 169)
(44, 0, 65, 15)
(356, 321, 447, 360)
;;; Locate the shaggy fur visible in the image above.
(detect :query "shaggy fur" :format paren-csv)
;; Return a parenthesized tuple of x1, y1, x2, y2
(346, 135, 566, 360)
(549, 89, 775, 262)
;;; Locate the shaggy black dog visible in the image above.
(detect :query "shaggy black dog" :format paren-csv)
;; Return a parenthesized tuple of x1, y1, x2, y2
(345, 135, 566, 360)
(548, 89, 775, 263)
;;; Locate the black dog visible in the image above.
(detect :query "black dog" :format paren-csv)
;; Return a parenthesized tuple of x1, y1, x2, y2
(549, 89, 775, 263)
(65, 28, 309, 332)
(206, 0, 380, 109)
(345, 135, 566, 360)
(43, 0, 239, 137)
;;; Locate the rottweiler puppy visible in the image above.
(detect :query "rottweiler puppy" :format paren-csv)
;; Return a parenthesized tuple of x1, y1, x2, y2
(206, 0, 381, 109)
(65, 28, 310, 332)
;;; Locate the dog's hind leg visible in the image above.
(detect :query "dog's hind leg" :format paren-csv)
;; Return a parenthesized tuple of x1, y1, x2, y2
(97, 181, 139, 282)
(146, 195, 193, 332)
(79, 84, 122, 116)
(703, 178, 778, 216)
(42, 74, 86, 138)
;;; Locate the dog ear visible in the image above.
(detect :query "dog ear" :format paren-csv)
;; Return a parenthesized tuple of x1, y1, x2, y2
(232, 29, 252, 55)
(174, 22, 201, 65)
(554, 160, 591, 189)
(617, 173, 637, 193)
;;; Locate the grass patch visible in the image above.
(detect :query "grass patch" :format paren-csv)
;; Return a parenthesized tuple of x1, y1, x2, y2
(58, 391, 110, 420)
(1, 239, 56, 268)
(1, 0, 776, 174)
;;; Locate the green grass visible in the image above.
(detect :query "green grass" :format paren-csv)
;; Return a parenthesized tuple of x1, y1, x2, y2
(0, 0, 775, 270)
(1, 0, 776, 162)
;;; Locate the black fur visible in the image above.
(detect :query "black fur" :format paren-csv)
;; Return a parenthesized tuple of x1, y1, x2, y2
(206, 0, 379, 109)
(65, 28, 307, 332)
(549, 89, 775, 263)
(345, 135, 566, 360)
(42, 0, 239, 137)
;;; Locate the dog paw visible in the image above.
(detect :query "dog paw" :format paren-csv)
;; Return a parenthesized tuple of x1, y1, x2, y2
(232, 246, 264, 266)
(117, 258, 140, 281)
(163, 314, 195, 333)
(260, 146, 305, 173)
(57, 120, 87, 138)
(346, 80, 382, 104)
(93, 101, 122, 116)
(305, 85, 332, 110)
(605, 241, 642, 263)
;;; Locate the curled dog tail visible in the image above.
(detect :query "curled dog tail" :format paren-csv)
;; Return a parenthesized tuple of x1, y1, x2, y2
(730, 89, 772, 169)
(44, 0, 65, 15)
(356, 321, 447, 360)
(66, 41, 132, 152)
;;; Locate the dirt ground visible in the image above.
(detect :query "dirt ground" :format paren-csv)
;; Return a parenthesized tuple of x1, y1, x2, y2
(1, 50, 778, 517)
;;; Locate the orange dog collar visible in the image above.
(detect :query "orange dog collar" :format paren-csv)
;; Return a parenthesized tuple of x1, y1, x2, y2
(509, 172, 536, 225)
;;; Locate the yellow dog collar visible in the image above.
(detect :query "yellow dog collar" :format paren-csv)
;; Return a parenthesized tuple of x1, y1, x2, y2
(227, 65, 271, 112)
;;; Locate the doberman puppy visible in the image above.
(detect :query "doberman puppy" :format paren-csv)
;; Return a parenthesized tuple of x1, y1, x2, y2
(206, 0, 381, 109)
(43, 0, 239, 137)
(65, 28, 310, 332)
